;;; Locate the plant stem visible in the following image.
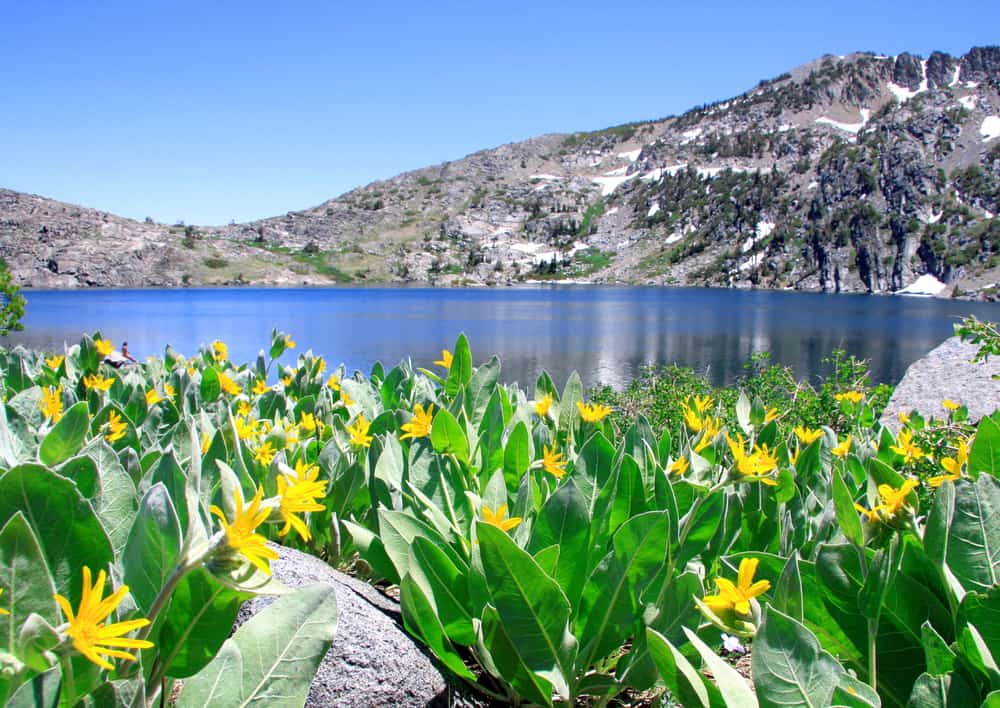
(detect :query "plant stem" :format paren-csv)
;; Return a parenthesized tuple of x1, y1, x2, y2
(59, 653, 76, 706)
(867, 618, 878, 692)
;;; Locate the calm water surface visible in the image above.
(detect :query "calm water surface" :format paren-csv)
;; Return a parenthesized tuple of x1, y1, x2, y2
(4, 286, 1000, 389)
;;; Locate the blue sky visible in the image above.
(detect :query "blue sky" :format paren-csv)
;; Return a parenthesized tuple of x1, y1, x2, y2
(3, 1, 998, 225)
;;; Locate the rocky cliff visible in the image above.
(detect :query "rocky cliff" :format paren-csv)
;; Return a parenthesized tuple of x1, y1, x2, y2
(3, 46, 1000, 295)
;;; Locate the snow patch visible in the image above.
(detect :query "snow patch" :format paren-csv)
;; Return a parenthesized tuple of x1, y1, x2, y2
(888, 82, 919, 102)
(965, 81, 980, 89)
(738, 253, 764, 271)
(665, 231, 684, 245)
(697, 166, 748, 178)
(605, 207, 619, 216)
(617, 149, 641, 162)
(897, 274, 947, 296)
(959, 95, 977, 111)
(949, 65, 961, 87)
(647, 203, 660, 218)
(591, 173, 636, 196)
(530, 174, 559, 180)
(806, 181, 819, 190)
(510, 243, 543, 255)
(815, 109, 870, 134)
(980, 116, 1000, 142)
(641, 164, 688, 182)
(603, 166, 629, 177)
(680, 127, 702, 144)
(777, 123, 794, 132)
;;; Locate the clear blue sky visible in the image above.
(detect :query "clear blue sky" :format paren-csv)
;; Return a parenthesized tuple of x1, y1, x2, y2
(2, 1, 997, 225)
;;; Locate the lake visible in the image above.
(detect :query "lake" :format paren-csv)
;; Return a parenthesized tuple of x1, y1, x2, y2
(3, 286, 1000, 389)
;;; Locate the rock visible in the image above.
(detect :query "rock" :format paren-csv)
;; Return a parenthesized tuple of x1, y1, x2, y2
(236, 544, 452, 708)
(879, 336, 1000, 431)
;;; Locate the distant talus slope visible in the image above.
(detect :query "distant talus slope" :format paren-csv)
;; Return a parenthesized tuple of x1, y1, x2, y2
(3, 46, 1000, 296)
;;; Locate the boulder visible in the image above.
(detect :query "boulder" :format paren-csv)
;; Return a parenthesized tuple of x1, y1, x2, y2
(879, 336, 1000, 432)
(236, 544, 452, 708)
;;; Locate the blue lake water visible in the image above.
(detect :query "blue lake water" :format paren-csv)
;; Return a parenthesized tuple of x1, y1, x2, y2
(4, 286, 1000, 389)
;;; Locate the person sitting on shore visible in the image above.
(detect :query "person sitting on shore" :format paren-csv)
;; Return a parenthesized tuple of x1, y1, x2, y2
(104, 341, 139, 368)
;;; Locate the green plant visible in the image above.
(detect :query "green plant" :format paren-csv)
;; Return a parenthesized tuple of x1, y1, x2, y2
(0, 257, 25, 336)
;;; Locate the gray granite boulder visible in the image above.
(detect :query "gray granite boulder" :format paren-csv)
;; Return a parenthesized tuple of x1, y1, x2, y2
(880, 336, 1000, 432)
(236, 544, 452, 708)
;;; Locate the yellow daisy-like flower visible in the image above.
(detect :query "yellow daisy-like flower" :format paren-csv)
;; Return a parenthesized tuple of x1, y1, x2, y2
(726, 433, 779, 486)
(211, 340, 228, 362)
(929, 438, 970, 487)
(669, 456, 689, 476)
(835, 391, 864, 405)
(52, 567, 154, 671)
(186, 365, 197, 377)
(252, 379, 270, 396)
(237, 400, 252, 417)
(83, 374, 115, 392)
(145, 389, 163, 406)
(299, 412, 317, 434)
(794, 426, 824, 445)
(889, 429, 925, 464)
(340, 391, 355, 407)
(789, 445, 801, 466)
(763, 408, 779, 424)
(282, 376, 293, 387)
(541, 444, 567, 479)
(481, 503, 521, 532)
(45, 354, 64, 369)
(39, 385, 64, 422)
(163, 383, 175, 397)
(218, 371, 241, 396)
(400, 403, 435, 440)
(276, 461, 326, 542)
(255, 441, 277, 467)
(316, 357, 327, 375)
(234, 415, 257, 441)
(693, 416, 721, 453)
(688, 394, 713, 415)
(534, 392, 554, 418)
(327, 375, 341, 391)
(347, 414, 373, 448)
(855, 478, 919, 523)
(831, 435, 852, 458)
(898, 412, 911, 425)
(577, 400, 612, 423)
(285, 335, 296, 349)
(682, 405, 705, 432)
(104, 410, 127, 443)
(285, 426, 300, 448)
(200, 431, 212, 454)
(434, 350, 453, 369)
(703, 558, 771, 616)
(210, 487, 278, 575)
(94, 339, 114, 357)
(943, 399, 960, 411)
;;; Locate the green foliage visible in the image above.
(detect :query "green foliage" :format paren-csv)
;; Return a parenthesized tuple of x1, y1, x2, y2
(0, 258, 25, 337)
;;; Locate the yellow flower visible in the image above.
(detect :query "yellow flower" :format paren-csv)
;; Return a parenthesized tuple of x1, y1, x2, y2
(930, 439, 969, 487)
(39, 385, 64, 422)
(703, 557, 771, 616)
(534, 392, 554, 418)
(255, 442, 277, 467)
(789, 445, 801, 466)
(683, 405, 705, 432)
(688, 394, 713, 415)
(163, 383, 175, 397)
(316, 357, 327, 375)
(898, 412, 911, 425)
(285, 335, 296, 349)
(400, 403, 435, 440)
(285, 426, 300, 447)
(889, 429, 925, 464)
(210, 487, 278, 575)
(145, 389, 163, 406)
(327, 375, 341, 391)
(83, 374, 115, 392)
(542, 444, 567, 479)
(764, 408, 779, 424)
(299, 412, 317, 434)
(726, 433, 779, 486)
(52, 567, 154, 671)
(234, 416, 257, 441)
(276, 461, 326, 542)
(434, 349, 453, 369)
(855, 479, 919, 523)
(693, 417, 721, 453)
(237, 400, 252, 417)
(794, 426, 824, 445)
(218, 371, 241, 396)
(211, 340, 228, 361)
(831, 435, 852, 458)
(104, 410, 127, 443)
(347, 414, 373, 448)
(186, 365, 197, 377)
(669, 456, 689, 476)
(282, 376, 293, 387)
(45, 354, 64, 369)
(200, 431, 211, 454)
(577, 400, 612, 423)
(0, 588, 8, 615)
(252, 380, 270, 396)
(94, 339, 114, 357)
(340, 391, 355, 407)
(481, 503, 521, 532)
(835, 391, 864, 405)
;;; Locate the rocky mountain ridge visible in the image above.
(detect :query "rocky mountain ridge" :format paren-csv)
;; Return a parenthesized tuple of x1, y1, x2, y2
(3, 45, 1000, 296)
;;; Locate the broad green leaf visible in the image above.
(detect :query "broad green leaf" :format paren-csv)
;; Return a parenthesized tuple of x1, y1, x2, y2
(645, 627, 722, 708)
(430, 407, 469, 464)
(466, 355, 500, 424)
(38, 401, 89, 466)
(503, 421, 531, 489)
(479, 605, 554, 707)
(160, 568, 250, 678)
(833, 468, 864, 548)
(123, 483, 181, 616)
(970, 414, 1000, 477)
(476, 389, 505, 479)
(905, 672, 976, 708)
(752, 606, 843, 708)
(962, 586, 1000, 661)
(832, 674, 881, 707)
(933, 477, 1000, 596)
(921, 621, 956, 675)
(477, 521, 576, 700)
(558, 371, 583, 438)
(0, 513, 59, 652)
(178, 584, 337, 707)
(0, 465, 113, 602)
(408, 536, 474, 646)
(528, 479, 590, 607)
(774, 552, 804, 623)
(6, 668, 60, 708)
(341, 519, 398, 583)
(399, 574, 475, 680)
(676, 491, 724, 568)
(377, 509, 462, 582)
(684, 626, 759, 708)
(444, 333, 473, 397)
(200, 367, 221, 403)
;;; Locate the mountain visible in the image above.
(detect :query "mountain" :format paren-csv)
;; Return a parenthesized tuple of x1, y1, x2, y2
(3, 46, 1000, 296)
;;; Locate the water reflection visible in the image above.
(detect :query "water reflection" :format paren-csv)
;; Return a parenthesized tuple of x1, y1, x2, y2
(4, 286, 1000, 390)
